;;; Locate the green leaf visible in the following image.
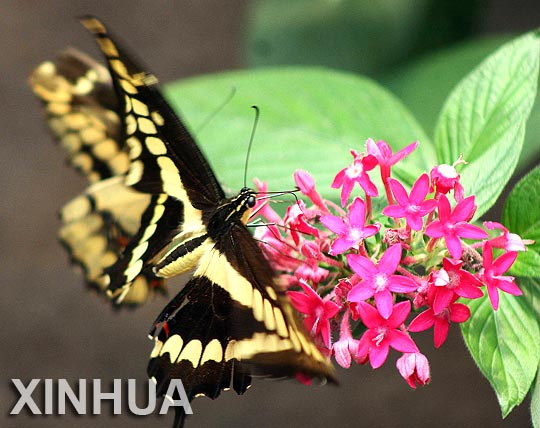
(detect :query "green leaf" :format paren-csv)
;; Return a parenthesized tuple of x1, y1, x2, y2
(510, 250, 540, 278)
(383, 35, 540, 177)
(520, 277, 540, 331)
(461, 283, 540, 417)
(504, 167, 540, 278)
(434, 31, 540, 218)
(164, 67, 433, 197)
(520, 276, 540, 427)
(503, 167, 540, 253)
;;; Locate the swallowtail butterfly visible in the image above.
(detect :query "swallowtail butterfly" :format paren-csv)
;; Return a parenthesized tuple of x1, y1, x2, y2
(30, 16, 337, 427)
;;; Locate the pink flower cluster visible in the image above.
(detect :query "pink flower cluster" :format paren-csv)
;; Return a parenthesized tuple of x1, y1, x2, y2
(253, 138, 528, 388)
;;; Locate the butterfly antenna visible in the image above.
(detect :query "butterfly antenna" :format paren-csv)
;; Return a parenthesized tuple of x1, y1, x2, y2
(244, 105, 260, 188)
(194, 86, 237, 134)
(256, 189, 300, 204)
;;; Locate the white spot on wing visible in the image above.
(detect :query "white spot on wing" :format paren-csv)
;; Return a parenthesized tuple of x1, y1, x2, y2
(160, 335, 184, 364)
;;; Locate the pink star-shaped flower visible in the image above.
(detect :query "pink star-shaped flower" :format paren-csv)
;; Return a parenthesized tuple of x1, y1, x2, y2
(484, 221, 530, 252)
(366, 138, 418, 180)
(295, 254, 329, 285)
(356, 300, 418, 369)
(332, 149, 378, 206)
(332, 311, 365, 368)
(480, 241, 521, 310)
(396, 352, 430, 389)
(294, 169, 328, 212)
(253, 178, 283, 225)
(284, 200, 320, 245)
(424, 195, 488, 259)
(347, 244, 418, 319)
(408, 294, 470, 348)
(287, 280, 340, 348)
(431, 258, 484, 313)
(430, 163, 464, 202)
(320, 197, 381, 255)
(382, 174, 437, 231)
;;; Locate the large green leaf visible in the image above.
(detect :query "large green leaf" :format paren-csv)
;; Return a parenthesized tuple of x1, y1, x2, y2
(384, 35, 540, 178)
(521, 276, 540, 427)
(504, 167, 540, 277)
(461, 284, 540, 417)
(163, 67, 433, 197)
(503, 167, 540, 253)
(434, 31, 540, 218)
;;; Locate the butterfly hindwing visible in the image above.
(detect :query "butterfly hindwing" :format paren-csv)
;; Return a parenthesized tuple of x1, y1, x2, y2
(148, 226, 336, 425)
(58, 176, 166, 304)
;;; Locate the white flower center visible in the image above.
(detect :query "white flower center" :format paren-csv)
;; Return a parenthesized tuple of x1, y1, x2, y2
(438, 164, 458, 178)
(346, 163, 363, 179)
(349, 227, 362, 242)
(374, 327, 387, 346)
(374, 273, 388, 292)
(406, 204, 420, 214)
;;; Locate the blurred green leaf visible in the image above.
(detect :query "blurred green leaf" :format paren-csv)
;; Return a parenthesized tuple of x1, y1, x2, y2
(245, 0, 430, 74)
(164, 67, 433, 197)
(382, 36, 510, 135)
(245, 0, 484, 75)
(434, 32, 540, 217)
(461, 283, 540, 417)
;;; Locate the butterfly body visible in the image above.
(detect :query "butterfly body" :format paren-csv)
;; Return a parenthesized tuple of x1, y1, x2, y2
(30, 15, 336, 428)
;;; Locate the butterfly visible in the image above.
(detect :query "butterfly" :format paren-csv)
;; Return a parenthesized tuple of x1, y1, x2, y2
(30, 15, 337, 427)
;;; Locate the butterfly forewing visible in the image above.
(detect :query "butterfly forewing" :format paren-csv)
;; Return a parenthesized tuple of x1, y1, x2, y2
(77, 17, 232, 300)
(79, 16, 224, 209)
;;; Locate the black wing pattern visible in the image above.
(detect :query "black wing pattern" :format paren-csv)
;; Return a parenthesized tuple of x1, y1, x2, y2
(31, 15, 337, 428)
(77, 17, 228, 303)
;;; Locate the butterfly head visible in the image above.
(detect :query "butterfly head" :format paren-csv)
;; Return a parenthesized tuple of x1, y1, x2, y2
(207, 187, 258, 234)
(235, 186, 257, 225)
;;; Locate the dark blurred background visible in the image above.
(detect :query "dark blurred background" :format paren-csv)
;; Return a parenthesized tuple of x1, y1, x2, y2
(2, 1, 539, 427)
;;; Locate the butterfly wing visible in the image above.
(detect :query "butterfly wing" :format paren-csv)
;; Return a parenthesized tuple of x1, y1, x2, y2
(148, 225, 337, 427)
(29, 48, 128, 181)
(77, 16, 228, 302)
(33, 17, 337, 427)
(30, 49, 166, 304)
